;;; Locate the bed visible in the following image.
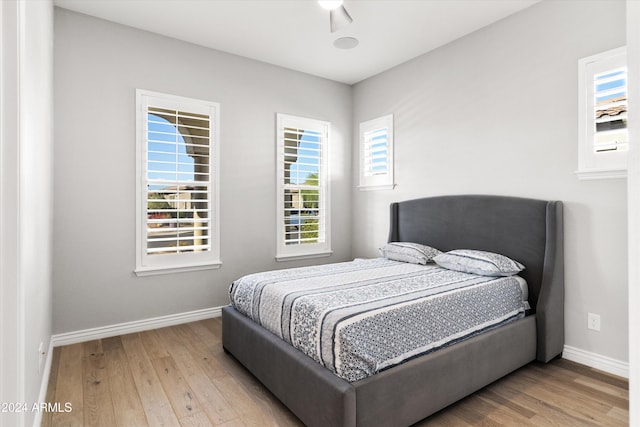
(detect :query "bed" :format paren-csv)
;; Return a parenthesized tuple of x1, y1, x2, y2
(222, 194, 564, 427)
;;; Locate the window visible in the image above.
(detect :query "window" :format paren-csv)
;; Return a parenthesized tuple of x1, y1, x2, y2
(135, 90, 221, 275)
(577, 47, 628, 179)
(276, 114, 331, 260)
(359, 114, 394, 190)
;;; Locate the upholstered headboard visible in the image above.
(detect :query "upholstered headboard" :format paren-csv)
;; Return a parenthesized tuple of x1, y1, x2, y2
(388, 195, 564, 362)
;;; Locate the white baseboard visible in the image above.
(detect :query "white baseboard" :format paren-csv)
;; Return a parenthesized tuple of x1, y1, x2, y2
(51, 306, 223, 347)
(563, 345, 629, 378)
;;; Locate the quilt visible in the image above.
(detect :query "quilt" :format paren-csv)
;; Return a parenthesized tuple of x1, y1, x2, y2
(229, 258, 527, 382)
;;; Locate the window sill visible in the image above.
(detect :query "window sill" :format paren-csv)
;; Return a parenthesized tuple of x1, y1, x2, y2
(275, 250, 333, 262)
(135, 261, 222, 277)
(575, 168, 627, 180)
(358, 184, 396, 191)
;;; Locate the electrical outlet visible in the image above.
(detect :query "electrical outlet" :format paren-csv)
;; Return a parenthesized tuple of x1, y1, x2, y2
(588, 313, 601, 332)
(38, 342, 45, 373)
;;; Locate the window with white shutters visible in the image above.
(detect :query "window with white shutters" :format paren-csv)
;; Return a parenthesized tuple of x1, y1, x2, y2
(577, 47, 628, 179)
(135, 90, 221, 275)
(276, 114, 331, 260)
(359, 114, 395, 190)
(594, 67, 628, 153)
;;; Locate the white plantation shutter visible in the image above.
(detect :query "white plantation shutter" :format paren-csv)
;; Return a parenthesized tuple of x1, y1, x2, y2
(359, 114, 394, 190)
(593, 67, 628, 153)
(578, 47, 628, 179)
(146, 108, 211, 254)
(364, 128, 389, 175)
(276, 114, 331, 260)
(136, 90, 221, 275)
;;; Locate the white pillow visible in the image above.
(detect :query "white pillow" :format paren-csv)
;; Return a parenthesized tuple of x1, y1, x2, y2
(379, 242, 442, 265)
(433, 249, 524, 276)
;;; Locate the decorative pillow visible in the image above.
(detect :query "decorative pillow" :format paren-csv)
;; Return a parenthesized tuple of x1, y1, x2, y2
(433, 249, 524, 276)
(379, 242, 442, 265)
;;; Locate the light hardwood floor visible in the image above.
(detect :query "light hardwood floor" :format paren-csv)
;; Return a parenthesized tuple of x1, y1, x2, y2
(43, 318, 629, 427)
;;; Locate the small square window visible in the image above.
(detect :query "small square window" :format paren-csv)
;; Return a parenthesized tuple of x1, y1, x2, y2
(359, 114, 395, 190)
(577, 47, 628, 180)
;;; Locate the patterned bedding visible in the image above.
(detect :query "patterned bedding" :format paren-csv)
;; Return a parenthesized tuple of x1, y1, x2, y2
(229, 258, 528, 382)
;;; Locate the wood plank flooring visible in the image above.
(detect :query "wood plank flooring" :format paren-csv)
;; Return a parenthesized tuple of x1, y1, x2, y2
(43, 318, 629, 426)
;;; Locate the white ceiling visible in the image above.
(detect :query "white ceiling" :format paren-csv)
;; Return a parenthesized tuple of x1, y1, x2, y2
(53, 0, 539, 85)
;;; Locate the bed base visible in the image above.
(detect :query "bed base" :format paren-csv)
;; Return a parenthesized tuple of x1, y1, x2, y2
(223, 306, 536, 427)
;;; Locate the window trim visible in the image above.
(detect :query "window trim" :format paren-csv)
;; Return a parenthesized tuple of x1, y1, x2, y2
(275, 113, 332, 261)
(576, 46, 628, 180)
(135, 89, 221, 276)
(358, 114, 395, 190)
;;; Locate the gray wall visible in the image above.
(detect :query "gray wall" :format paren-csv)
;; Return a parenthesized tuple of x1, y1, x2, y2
(54, 2, 629, 366)
(53, 8, 353, 333)
(352, 0, 628, 362)
(1, 1, 54, 426)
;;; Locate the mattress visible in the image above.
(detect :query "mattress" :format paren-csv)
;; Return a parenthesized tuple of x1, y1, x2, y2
(229, 258, 528, 382)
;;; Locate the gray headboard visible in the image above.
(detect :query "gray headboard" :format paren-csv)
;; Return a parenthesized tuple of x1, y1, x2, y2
(388, 194, 564, 361)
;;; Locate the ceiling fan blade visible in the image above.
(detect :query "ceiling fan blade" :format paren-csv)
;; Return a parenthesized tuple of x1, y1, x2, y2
(330, 5, 353, 32)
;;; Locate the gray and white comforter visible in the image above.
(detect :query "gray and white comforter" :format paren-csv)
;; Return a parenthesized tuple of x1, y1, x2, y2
(229, 258, 528, 382)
